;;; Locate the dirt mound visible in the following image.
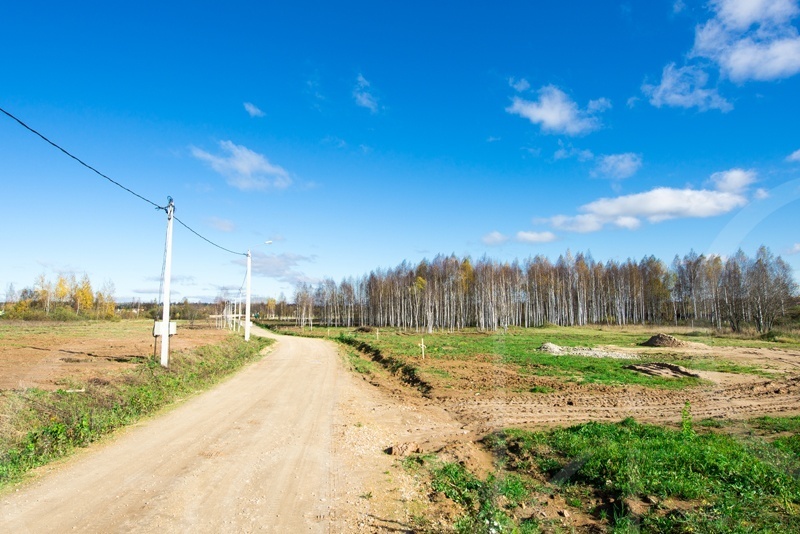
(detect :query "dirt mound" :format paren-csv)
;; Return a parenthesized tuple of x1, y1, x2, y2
(624, 363, 701, 379)
(539, 342, 637, 360)
(641, 333, 688, 347)
(539, 342, 563, 354)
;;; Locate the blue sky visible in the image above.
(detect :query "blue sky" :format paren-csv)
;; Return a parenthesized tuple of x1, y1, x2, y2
(2, 0, 800, 303)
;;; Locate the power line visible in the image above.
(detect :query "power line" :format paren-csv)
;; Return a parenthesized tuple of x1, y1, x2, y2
(0, 106, 164, 210)
(174, 216, 247, 256)
(1, 105, 247, 257)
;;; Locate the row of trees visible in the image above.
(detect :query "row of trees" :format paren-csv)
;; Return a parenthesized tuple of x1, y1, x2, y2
(293, 247, 797, 333)
(3, 273, 116, 319)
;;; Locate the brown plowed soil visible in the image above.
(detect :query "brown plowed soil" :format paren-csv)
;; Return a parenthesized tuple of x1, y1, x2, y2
(0, 320, 230, 391)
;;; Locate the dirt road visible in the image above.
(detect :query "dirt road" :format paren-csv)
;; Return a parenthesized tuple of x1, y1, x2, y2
(1, 326, 454, 532)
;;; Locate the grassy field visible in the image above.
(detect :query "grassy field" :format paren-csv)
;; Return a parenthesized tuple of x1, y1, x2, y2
(271, 324, 784, 391)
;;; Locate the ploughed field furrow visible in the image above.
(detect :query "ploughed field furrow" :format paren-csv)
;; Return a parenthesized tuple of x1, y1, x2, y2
(441, 377, 800, 431)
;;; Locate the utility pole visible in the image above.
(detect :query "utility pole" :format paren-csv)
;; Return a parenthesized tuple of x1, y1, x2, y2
(244, 241, 271, 342)
(160, 198, 175, 367)
(245, 249, 252, 341)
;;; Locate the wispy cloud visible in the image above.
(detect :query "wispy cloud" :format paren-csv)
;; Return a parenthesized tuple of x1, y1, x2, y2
(206, 216, 235, 232)
(789, 243, 800, 254)
(544, 168, 759, 233)
(554, 142, 594, 161)
(516, 231, 557, 243)
(508, 76, 530, 92)
(322, 135, 347, 149)
(353, 74, 379, 113)
(486, 136, 502, 143)
(593, 153, 643, 180)
(305, 73, 326, 109)
(482, 231, 509, 245)
(249, 251, 316, 285)
(506, 85, 610, 136)
(692, 0, 800, 82)
(643, 63, 732, 111)
(553, 144, 642, 181)
(787, 148, 800, 161)
(191, 141, 291, 191)
(144, 274, 197, 285)
(243, 102, 265, 117)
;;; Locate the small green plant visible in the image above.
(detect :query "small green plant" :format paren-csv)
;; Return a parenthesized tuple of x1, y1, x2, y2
(681, 401, 694, 437)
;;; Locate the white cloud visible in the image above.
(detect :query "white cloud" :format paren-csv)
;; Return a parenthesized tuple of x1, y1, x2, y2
(482, 231, 509, 245)
(515, 231, 557, 243)
(614, 216, 642, 230)
(508, 77, 531, 92)
(755, 187, 770, 199)
(207, 217, 235, 232)
(506, 85, 609, 136)
(674, 0, 686, 14)
(353, 74, 379, 113)
(486, 136, 502, 143)
(249, 252, 316, 285)
(549, 214, 605, 233)
(710, 168, 757, 192)
(594, 153, 643, 180)
(712, 0, 799, 29)
(191, 141, 291, 191)
(584, 187, 747, 222)
(587, 97, 612, 113)
(692, 0, 800, 82)
(789, 243, 800, 254)
(243, 102, 264, 117)
(545, 168, 756, 233)
(643, 63, 732, 111)
(787, 148, 800, 161)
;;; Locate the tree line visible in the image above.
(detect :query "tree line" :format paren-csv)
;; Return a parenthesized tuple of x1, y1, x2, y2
(2, 273, 116, 320)
(292, 246, 797, 333)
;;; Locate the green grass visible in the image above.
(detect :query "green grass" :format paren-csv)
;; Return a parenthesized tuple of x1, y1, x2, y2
(479, 419, 800, 532)
(331, 329, 719, 390)
(0, 334, 272, 488)
(345, 348, 375, 374)
(750, 415, 800, 433)
(278, 325, 780, 393)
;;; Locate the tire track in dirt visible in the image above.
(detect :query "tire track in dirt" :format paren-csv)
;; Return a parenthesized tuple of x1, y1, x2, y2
(440, 376, 800, 432)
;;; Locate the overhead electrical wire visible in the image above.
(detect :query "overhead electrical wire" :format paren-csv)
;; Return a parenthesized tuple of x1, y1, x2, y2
(0, 105, 247, 257)
(0, 106, 163, 210)
(174, 216, 246, 256)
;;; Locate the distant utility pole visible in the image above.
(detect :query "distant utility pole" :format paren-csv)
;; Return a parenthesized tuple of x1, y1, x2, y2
(245, 250, 252, 341)
(160, 198, 175, 367)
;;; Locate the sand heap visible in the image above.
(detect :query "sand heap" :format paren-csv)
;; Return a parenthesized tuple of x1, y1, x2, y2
(539, 342, 564, 354)
(640, 333, 688, 347)
(539, 342, 637, 360)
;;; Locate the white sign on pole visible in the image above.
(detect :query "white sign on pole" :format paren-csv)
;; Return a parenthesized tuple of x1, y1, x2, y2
(153, 321, 177, 337)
